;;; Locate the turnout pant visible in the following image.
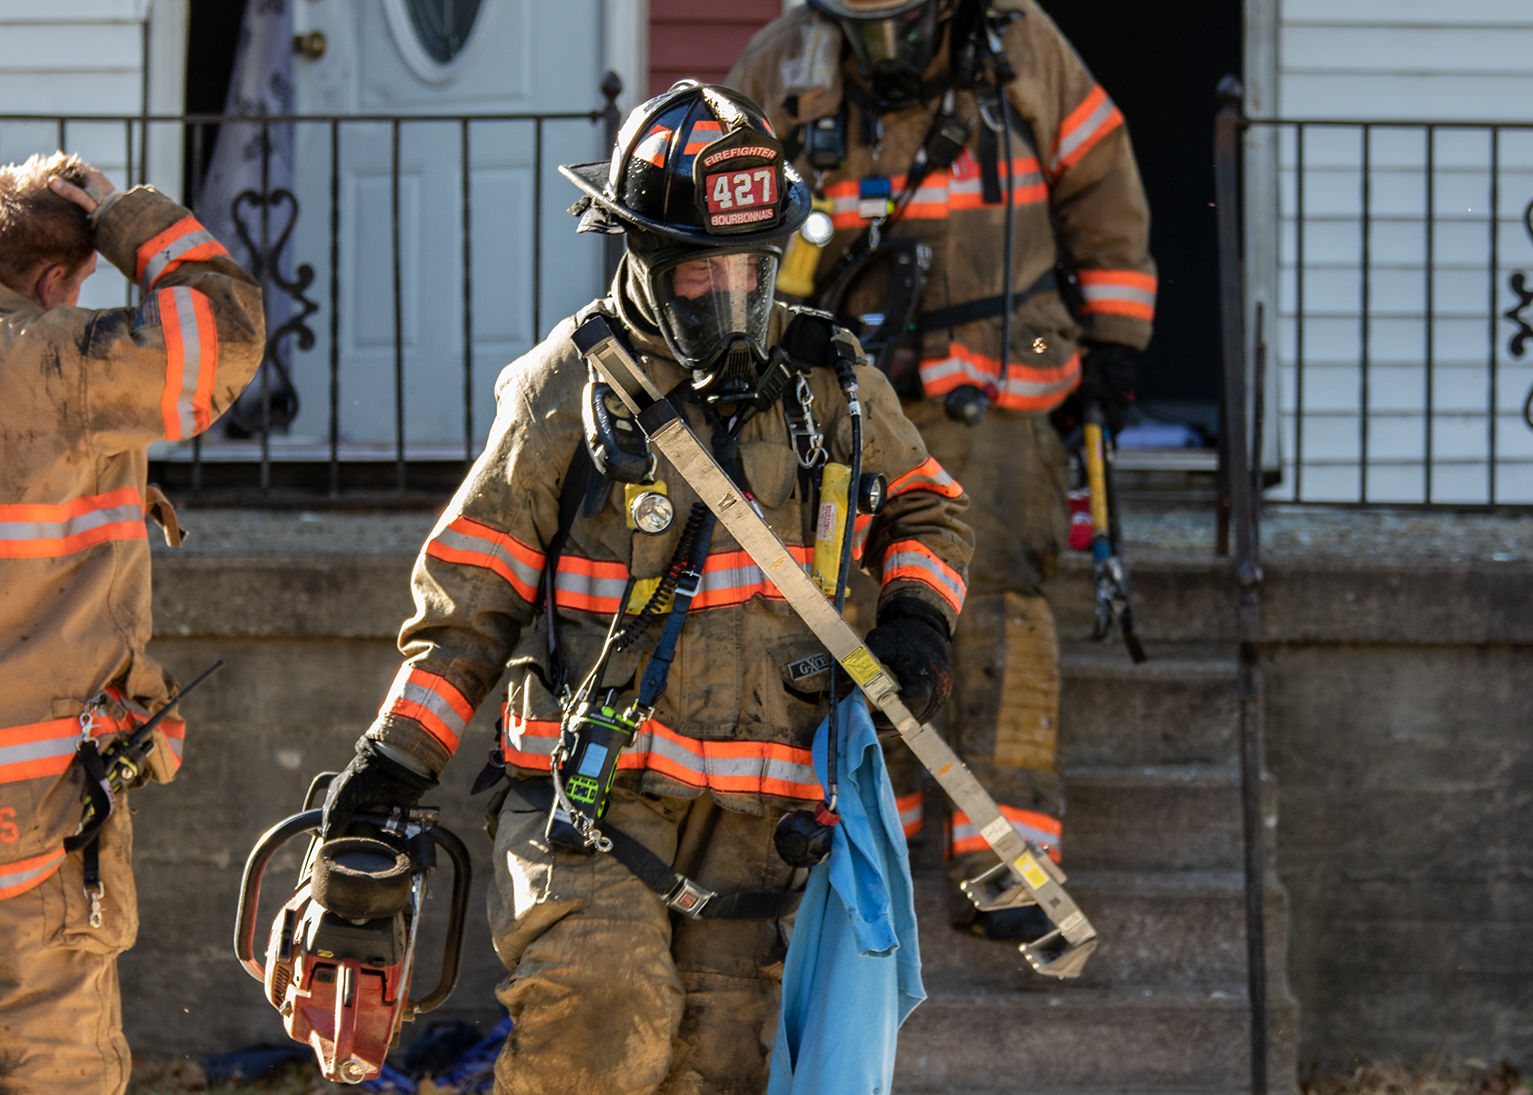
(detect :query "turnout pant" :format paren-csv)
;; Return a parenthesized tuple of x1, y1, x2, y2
(0, 803, 137, 1095)
(488, 783, 795, 1095)
(885, 403, 1071, 900)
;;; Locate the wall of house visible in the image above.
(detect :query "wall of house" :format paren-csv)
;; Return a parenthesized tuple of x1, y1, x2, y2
(1268, 0, 1533, 504)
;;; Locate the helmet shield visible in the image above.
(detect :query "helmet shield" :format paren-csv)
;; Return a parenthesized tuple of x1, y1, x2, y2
(649, 249, 779, 396)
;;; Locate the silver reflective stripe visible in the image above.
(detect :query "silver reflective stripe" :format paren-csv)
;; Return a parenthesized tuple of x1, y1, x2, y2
(1052, 94, 1118, 174)
(919, 356, 1071, 400)
(0, 734, 76, 769)
(140, 227, 219, 290)
(394, 676, 468, 739)
(1081, 282, 1156, 308)
(503, 720, 819, 795)
(552, 568, 629, 609)
(0, 500, 143, 547)
(953, 817, 1061, 854)
(0, 853, 64, 892)
(948, 166, 1045, 197)
(435, 525, 542, 594)
(168, 287, 205, 440)
(883, 546, 965, 605)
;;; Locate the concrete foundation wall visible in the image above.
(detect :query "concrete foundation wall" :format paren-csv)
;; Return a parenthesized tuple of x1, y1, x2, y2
(116, 509, 1533, 1073)
(1263, 644, 1533, 1071)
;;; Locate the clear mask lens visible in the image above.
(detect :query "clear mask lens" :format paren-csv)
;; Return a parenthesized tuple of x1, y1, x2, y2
(843, 6, 938, 78)
(651, 251, 778, 378)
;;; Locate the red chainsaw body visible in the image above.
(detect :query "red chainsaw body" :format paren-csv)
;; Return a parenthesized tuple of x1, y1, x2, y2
(263, 884, 412, 1084)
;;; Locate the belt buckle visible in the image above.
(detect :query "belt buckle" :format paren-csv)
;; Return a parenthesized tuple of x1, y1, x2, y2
(664, 875, 714, 920)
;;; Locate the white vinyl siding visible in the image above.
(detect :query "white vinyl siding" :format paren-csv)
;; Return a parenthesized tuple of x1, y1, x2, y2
(1270, 1, 1533, 502)
(0, 0, 185, 310)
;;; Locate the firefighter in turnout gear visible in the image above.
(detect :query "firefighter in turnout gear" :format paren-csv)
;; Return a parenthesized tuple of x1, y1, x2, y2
(316, 83, 972, 1095)
(0, 154, 264, 1094)
(729, 0, 1156, 938)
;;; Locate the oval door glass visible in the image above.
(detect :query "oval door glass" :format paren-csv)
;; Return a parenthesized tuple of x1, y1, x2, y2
(404, 0, 485, 63)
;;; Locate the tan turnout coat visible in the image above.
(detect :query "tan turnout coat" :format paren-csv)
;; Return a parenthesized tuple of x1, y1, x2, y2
(0, 187, 264, 900)
(366, 295, 973, 817)
(728, 0, 1156, 415)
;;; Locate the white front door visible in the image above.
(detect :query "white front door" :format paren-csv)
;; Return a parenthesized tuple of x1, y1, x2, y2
(279, 0, 614, 455)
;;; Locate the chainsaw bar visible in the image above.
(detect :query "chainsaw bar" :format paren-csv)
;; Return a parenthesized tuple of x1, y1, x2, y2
(572, 314, 1097, 978)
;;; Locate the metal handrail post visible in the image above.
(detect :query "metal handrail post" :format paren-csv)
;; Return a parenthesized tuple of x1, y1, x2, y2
(1214, 72, 1270, 1095)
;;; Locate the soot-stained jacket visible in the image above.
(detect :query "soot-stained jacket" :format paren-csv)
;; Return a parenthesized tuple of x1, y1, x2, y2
(364, 296, 973, 817)
(728, 0, 1156, 416)
(0, 187, 264, 899)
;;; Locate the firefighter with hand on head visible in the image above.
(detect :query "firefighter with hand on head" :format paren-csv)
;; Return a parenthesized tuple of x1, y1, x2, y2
(729, 0, 1156, 940)
(316, 81, 972, 1095)
(0, 154, 264, 1094)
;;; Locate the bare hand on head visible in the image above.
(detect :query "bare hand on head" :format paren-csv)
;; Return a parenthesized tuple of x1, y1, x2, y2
(48, 163, 116, 215)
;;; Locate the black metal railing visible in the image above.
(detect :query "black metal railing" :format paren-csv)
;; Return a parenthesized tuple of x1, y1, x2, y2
(1214, 76, 1533, 512)
(0, 73, 623, 504)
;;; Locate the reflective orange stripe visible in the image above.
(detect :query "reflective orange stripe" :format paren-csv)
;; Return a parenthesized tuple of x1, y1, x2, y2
(134, 216, 228, 288)
(0, 487, 146, 559)
(887, 456, 963, 500)
(950, 806, 1062, 863)
(426, 516, 545, 602)
(919, 343, 1081, 412)
(381, 667, 473, 754)
(157, 287, 219, 441)
(895, 790, 924, 838)
(0, 847, 66, 900)
(881, 539, 966, 612)
(682, 120, 724, 155)
(823, 159, 1046, 228)
(503, 715, 823, 801)
(635, 126, 673, 167)
(1051, 85, 1123, 176)
(1077, 269, 1157, 321)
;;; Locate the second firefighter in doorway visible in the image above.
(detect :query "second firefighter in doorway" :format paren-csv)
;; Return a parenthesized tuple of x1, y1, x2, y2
(729, 0, 1157, 938)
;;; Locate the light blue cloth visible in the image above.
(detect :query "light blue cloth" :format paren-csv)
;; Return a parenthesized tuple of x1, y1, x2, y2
(769, 693, 925, 1095)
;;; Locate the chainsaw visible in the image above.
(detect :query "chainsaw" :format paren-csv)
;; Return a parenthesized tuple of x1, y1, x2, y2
(233, 776, 471, 1084)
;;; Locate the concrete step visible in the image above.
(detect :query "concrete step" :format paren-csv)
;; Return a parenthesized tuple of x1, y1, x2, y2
(1060, 641, 1240, 768)
(893, 985, 1298, 1094)
(1062, 765, 1272, 873)
(913, 868, 1290, 992)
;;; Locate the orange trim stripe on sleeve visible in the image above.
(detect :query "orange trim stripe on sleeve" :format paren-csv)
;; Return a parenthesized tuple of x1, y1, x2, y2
(881, 539, 966, 612)
(1051, 85, 1124, 176)
(886, 456, 963, 500)
(380, 667, 474, 754)
(1077, 269, 1158, 321)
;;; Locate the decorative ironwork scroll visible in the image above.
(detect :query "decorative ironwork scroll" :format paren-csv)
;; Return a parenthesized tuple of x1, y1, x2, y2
(225, 187, 316, 436)
(1503, 199, 1533, 431)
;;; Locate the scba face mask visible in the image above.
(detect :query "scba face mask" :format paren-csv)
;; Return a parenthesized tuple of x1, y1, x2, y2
(829, 3, 941, 106)
(648, 248, 780, 402)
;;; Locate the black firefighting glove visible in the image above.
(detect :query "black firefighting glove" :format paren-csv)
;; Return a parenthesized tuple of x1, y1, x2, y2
(1078, 341, 1140, 437)
(864, 597, 953, 725)
(321, 738, 438, 840)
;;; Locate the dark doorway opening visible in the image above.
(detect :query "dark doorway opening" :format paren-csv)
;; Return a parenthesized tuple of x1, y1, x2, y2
(1039, 0, 1241, 441)
(182, 0, 248, 203)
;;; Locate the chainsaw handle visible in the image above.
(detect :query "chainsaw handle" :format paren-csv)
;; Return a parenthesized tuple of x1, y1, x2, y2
(411, 822, 473, 1014)
(233, 808, 323, 981)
